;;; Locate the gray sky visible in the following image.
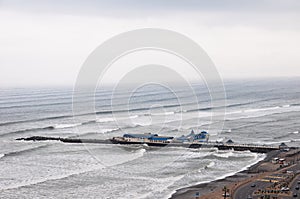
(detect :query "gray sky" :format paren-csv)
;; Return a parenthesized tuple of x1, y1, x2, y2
(0, 0, 300, 87)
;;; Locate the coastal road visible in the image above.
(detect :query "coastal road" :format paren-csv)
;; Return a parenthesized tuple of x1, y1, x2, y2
(234, 163, 300, 199)
(286, 164, 300, 199)
(233, 180, 272, 199)
(288, 175, 300, 199)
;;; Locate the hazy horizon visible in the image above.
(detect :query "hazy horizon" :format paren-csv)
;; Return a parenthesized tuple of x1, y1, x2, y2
(1, 0, 300, 87)
(0, 76, 299, 89)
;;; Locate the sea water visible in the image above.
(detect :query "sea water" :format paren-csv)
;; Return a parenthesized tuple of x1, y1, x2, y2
(0, 78, 299, 198)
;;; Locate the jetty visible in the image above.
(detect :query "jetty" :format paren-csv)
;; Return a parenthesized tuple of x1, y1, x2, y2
(187, 142, 281, 153)
(16, 136, 290, 153)
(16, 136, 111, 144)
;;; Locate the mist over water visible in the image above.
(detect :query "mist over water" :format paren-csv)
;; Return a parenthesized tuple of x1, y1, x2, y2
(0, 78, 300, 198)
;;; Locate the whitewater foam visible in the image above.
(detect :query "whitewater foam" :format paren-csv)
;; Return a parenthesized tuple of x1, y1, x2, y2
(206, 161, 216, 168)
(129, 115, 139, 119)
(0, 164, 106, 191)
(98, 128, 119, 134)
(244, 106, 280, 113)
(96, 117, 115, 123)
(55, 123, 82, 129)
(151, 111, 175, 116)
(213, 151, 235, 158)
(168, 152, 266, 199)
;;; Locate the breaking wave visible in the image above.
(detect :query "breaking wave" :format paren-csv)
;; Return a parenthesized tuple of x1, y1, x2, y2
(96, 117, 115, 123)
(0, 126, 56, 137)
(129, 115, 139, 119)
(2, 100, 298, 129)
(54, 123, 82, 129)
(2, 144, 49, 158)
(274, 130, 300, 139)
(206, 161, 216, 168)
(98, 128, 120, 134)
(212, 150, 256, 159)
(1, 122, 85, 137)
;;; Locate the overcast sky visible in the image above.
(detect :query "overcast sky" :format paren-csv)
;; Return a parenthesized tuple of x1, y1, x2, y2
(0, 0, 300, 87)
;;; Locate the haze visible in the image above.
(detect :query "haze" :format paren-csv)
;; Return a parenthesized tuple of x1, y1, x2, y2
(0, 0, 300, 87)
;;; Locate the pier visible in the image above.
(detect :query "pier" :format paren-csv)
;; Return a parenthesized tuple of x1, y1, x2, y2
(191, 143, 281, 153)
(16, 136, 111, 144)
(16, 136, 289, 153)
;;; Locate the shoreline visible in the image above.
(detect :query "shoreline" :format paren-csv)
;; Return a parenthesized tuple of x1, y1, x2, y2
(170, 150, 280, 199)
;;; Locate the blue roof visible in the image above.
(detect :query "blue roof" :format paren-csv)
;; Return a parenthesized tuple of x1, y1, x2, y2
(123, 134, 157, 139)
(149, 136, 174, 141)
(123, 133, 173, 140)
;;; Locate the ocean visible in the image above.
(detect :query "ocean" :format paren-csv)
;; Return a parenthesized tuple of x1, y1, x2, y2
(0, 78, 299, 199)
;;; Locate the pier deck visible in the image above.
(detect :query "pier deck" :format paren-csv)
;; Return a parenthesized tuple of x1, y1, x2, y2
(16, 136, 284, 153)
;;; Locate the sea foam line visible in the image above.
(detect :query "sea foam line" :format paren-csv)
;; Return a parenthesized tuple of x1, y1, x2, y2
(163, 152, 266, 199)
(0, 165, 105, 191)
